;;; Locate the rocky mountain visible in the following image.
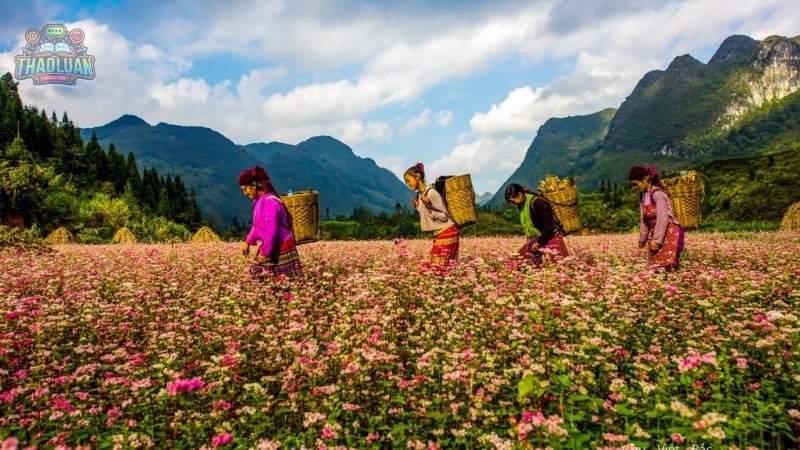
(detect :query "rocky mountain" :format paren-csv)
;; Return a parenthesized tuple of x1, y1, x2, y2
(492, 33, 800, 198)
(80, 118, 409, 222)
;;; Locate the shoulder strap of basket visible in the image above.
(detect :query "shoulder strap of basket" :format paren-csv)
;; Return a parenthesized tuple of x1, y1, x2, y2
(265, 194, 293, 232)
(648, 186, 680, 223)
(423, 186, 461, 228)
(533, 194, 566, 235)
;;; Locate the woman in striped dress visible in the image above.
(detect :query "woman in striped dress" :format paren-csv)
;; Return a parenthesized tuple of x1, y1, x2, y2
(628, 165, 685, 271)
(404, 162, 459, 266)
(238, 166, 302, 278)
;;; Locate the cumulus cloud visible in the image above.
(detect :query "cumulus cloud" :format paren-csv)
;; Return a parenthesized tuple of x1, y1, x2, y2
(468, 0, 800, 138)
(402, 108, 454, 134)
(373, 154, 409, 179)
(428, 136, 529, 192)
(2, 0, 799, 193)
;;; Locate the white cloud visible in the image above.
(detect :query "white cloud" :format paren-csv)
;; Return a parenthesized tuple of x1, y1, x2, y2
(341, 120, 392, 147)
(468, 0, 800, 139)
(2, 0, 799, 196)
(373, 154, 409, 180)
(428, 136, 529, 192)
(402, 108, 432, 134)
(402, 109, 453, 134)
(435, 110, 453, 126)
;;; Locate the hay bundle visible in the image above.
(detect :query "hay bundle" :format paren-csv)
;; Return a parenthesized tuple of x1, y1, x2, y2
(538, 174, 581, 234)
(191, 226, 221, 243)
(113, 227, 138, 244)
(44, 226, 75, 244)
(780, 202, 800, 231)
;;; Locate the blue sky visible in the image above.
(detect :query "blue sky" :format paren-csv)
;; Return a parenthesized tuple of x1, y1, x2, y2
(2, 0, 798, 195)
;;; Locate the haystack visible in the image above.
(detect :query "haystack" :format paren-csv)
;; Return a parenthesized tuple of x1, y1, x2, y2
(44, 226, 75, 244)
(113, 227, 138, 244)
(780, 202, 800, 231)
(191, 226, 221, 243)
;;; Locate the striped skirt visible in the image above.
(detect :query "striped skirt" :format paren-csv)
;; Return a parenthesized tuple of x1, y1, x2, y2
(429, 225, 459, 265)
(250, 239, 302, 278)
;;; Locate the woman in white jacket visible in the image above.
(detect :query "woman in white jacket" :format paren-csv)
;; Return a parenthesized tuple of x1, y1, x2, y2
(403, 162, 459, 266)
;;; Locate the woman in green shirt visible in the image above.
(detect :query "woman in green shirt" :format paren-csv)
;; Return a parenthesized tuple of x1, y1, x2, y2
(504, 183, 568, 267)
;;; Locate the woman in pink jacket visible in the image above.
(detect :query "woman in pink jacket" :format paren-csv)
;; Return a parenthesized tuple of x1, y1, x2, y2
(238, 166, 302, 278)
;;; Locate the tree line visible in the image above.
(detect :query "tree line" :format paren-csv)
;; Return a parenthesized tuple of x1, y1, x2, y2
(0, 72, 204, 243)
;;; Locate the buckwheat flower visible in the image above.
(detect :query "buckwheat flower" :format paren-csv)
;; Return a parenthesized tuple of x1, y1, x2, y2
(789, 409, 800, 419)
(321, 424, 338, 440)
(166, 377, 205, 395)
(211, 433, 233, 447)
(303, 412, 326, 428)
(671, 434, 685, 444)
(603, 433, 629, 443)
(670, 400, 694, 418)
(256, 439, 282, 450)
(735, 357, 748, 369)
(2, 437, 19, 450)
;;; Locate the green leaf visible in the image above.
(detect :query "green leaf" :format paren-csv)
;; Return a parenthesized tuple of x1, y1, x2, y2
(556, 375, 573, 387)
(616, 404, 634, 416)
(518, 374, 537, 399)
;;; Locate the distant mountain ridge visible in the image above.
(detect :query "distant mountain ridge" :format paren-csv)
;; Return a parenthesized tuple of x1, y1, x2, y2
(491, 33, 800, 201)
(80, 118, 410, 223)
(243, 137, 411, 217)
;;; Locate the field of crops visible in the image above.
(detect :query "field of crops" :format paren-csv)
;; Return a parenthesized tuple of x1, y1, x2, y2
(1, 233, 799, 449)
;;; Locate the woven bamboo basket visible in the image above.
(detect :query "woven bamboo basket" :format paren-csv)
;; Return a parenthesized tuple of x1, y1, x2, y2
(541, 186, 581, 234)
(444, 174, 477, 227)
(662, 171, 704, 230)
(281, 190, 319, 243)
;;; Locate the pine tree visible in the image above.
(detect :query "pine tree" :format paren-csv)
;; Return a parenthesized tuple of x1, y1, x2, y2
(0, 73, 24, 152)
(84, 132, 108, 186)
(186, 187, 202, 229)
(157, 186, 173, 218)
(173, 175, 189, 220)
(126, 152, 141, 194)
(122, 181, 140, 215)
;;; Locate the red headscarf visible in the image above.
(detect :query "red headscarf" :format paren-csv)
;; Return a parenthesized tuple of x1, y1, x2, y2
(238, 166, 273, 191)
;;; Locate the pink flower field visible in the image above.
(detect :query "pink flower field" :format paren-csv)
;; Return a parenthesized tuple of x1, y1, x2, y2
(1, 233, 799, 449)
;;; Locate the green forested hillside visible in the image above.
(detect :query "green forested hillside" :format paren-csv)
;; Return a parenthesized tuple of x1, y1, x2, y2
(695, 147, 800, 222)
(488, 108, 615, 205)
(0, 73, 202, 243)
